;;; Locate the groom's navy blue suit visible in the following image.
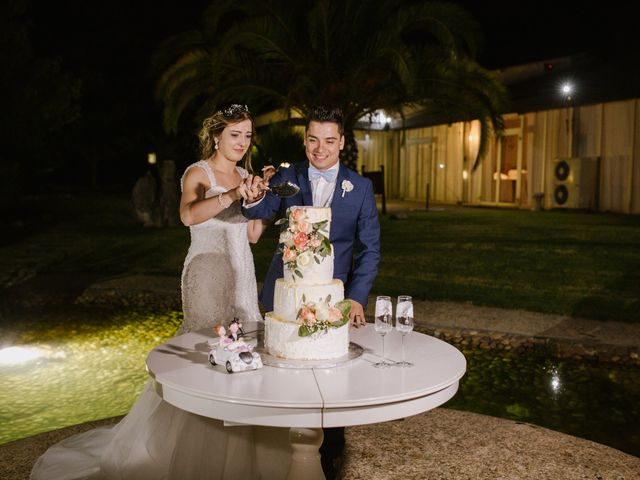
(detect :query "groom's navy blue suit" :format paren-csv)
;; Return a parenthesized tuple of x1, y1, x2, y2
(242, 160, 380, 311)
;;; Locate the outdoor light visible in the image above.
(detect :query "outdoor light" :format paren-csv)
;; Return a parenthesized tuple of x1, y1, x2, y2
(147, 152, 157, 165)
(561, 82, 574, 101)
(462, 170, 468, 180)
(279, 162, 290, 168)
(439, 163, 445, 169)
(0, 346, 43, 365)
(466, 120, 481, 161)
(549, 366, 562, 394)
(360, 110, 392, 128)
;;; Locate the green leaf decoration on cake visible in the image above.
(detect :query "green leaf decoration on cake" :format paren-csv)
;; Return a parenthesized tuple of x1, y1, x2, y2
(294, 269, 302, 278)
(274, 217, 288, 226)
(320, 237, 331, 255)
(298, 325, 313, 337)
(331, 300, 352, 328)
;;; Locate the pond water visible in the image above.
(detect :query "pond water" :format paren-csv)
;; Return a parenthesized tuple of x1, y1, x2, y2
(1, 307, 638, 457)
(447, 346, 640, 457)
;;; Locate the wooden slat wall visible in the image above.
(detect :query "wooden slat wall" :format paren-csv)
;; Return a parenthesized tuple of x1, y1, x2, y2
(355, 97, 640, 214)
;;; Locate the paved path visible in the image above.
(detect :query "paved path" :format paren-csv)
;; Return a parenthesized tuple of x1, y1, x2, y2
(4, 410, 638, 480)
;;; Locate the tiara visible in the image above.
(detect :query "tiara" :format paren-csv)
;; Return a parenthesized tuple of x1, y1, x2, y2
(220, 104, 250, 117)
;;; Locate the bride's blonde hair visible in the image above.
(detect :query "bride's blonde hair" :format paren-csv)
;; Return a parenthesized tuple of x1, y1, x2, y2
(198, 105, 254, 172)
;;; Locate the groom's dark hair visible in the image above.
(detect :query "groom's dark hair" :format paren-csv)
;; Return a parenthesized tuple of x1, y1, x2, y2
(305, 106, 344, 135)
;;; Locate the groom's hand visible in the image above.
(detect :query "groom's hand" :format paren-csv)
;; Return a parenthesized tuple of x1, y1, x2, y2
(348, 299, 366, 328)
(261, 165, 276, 183)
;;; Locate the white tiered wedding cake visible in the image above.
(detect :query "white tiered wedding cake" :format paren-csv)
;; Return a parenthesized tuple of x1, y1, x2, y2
(264, 207, 350, 360)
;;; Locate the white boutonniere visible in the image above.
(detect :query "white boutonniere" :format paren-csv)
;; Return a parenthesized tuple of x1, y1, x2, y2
(341, 180, 354, 198)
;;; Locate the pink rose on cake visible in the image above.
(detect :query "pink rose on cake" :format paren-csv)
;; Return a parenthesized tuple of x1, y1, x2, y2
(293, 231, 308, 250)
(290, 207, 305, 222)
(283, 247, 297, 263)
(298, 307, 317, 324)
(296, 220, 313, 234)
(328, 307, 343, 322)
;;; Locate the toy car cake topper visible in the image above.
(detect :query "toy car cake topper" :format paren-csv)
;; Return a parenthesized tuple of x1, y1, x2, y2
(209, 318, 263, 373)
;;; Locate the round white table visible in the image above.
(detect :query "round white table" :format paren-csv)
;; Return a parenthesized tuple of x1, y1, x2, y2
(146, 322, 466, 479)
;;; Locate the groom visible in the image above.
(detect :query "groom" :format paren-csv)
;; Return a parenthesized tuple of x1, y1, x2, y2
(242, 106, 380, 326)
(242, 106, 380, 478)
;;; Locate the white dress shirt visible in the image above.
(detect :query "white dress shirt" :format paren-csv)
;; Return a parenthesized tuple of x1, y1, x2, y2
(310, 163, 339, 207)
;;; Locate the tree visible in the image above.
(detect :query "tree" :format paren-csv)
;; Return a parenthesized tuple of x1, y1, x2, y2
(0, 0, 81, 202)
(154, 0, 506, 169)
(252, 123, 305, 171)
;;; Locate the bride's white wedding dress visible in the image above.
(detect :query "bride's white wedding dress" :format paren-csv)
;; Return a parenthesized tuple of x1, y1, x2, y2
(31, 161, 291, 480)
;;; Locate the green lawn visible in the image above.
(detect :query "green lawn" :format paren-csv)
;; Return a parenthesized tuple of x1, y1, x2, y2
(1, 194, 639, 322)
(374, 208, 640, 322)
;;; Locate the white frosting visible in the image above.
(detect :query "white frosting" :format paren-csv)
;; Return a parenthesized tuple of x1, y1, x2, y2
(283, 247, 334, 285)
(264, 314, 349, 360)
(265, 206, 349, 360)
(273, 278, 344, 321)
(297, 206, 332, 225)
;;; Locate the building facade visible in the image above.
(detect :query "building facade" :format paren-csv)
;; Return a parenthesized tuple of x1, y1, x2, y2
(357, 98, 640, 215)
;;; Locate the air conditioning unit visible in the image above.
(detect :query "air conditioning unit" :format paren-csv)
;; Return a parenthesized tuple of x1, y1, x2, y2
(551, 157, 599, 209)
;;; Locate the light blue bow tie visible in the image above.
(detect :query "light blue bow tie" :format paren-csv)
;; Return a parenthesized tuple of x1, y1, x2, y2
(308, 166, 338, 182)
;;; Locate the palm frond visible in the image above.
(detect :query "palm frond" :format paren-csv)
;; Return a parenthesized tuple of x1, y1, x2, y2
(153, 0, 506, 172)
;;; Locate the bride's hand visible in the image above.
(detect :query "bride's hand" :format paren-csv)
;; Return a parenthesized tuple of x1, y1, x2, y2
(242, 175, 267, 203)
(232, 175, 257, 202)
(234, 182, 249, 201)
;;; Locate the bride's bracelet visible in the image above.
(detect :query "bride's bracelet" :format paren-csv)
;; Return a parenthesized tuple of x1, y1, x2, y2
(217, 193, 232, 209)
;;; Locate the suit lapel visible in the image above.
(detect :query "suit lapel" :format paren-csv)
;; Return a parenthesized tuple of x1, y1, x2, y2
(330, 163, 348, 206)
(296, 161, 313, 206)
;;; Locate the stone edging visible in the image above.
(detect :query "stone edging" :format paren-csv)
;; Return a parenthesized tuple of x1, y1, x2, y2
(76, 288, 181, 310)
(417, 325, 640, 366)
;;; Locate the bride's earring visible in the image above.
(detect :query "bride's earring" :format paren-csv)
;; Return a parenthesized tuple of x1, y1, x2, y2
(214, 140, 219, 150)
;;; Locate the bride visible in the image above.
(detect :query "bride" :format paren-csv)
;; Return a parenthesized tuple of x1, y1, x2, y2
(31, 105, 290, 479)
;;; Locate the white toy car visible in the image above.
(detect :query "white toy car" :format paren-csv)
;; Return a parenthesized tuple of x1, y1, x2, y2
(208, 338, 263, 373)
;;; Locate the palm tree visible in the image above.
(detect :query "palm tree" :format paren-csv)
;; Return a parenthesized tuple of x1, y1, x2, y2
(252, 123, 306, 170)
(154, 0, 507, 169)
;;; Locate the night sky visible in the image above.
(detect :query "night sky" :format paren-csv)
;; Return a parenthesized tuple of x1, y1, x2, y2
(31, 1, 638, 70)
(11, 0, 640, 189)
(459, 2, 638, 68)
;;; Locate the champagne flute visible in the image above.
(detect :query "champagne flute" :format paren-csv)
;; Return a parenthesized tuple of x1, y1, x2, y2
(394, 295, 414, 367)
(373, 296, 393, 368)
